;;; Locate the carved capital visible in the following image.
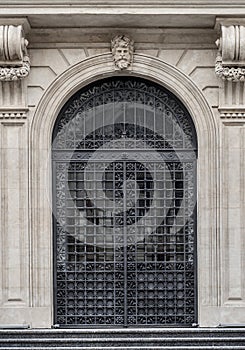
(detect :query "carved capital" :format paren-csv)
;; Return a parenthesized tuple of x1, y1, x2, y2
(215, 22, 245, 81)
(0, 25, 30, 81)
(111, 35, 134, 70)
(219, 25, 245, 64)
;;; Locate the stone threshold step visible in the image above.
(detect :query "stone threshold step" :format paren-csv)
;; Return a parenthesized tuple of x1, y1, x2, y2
(2, 328, 245, 331)
(1, 329, 245, 332)
(1, 329, 245, 336)
(1, 336, 244, 343)
(1, 346, 245, 350)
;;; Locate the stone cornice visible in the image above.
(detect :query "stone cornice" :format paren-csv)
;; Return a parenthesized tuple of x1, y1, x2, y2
(2, 0, 245, 8)
(28, 27, 216, 49)
(1, 1, 245, 14)
(2, 3, 245, 31)
(0, 17, 30, 33)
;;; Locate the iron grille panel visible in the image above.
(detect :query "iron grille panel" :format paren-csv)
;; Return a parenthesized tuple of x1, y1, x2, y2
(52, 77, 197, 327)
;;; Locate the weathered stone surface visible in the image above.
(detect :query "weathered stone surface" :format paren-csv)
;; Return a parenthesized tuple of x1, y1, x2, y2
(0, 328, 245, 349)
(0, 1, 244, 330)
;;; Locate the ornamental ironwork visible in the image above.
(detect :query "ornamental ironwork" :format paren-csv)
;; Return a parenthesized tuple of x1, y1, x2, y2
(52, 77, 197, 327)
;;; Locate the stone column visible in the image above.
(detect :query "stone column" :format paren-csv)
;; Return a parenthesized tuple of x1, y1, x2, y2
(215, 18, 245, 324)
(0, 19, 31, 326)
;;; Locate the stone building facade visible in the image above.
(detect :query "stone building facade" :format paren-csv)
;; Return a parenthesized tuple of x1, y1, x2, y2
(0, 1, 244, 329)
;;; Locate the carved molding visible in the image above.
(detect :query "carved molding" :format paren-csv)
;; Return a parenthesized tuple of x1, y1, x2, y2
(0, 55, 30, 81)
(0, 112, 27, 119)
(219, 106, 245, 124)
(0, 25, 30, 81)
(215, 53, 245, 81)
(220, 113, 245, 119)
(219, 109, 245, 120)
(111, 35, 134, 70)
(0, 108, 28, 119)
(215, 23, 245, 81)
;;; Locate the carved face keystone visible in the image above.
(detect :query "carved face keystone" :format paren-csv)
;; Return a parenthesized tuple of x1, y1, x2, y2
(111, 35, 134, 70)
(114, 46, 131, 69)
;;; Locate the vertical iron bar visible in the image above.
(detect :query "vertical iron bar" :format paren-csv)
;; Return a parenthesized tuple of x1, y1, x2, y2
(123, 161, 128, 327)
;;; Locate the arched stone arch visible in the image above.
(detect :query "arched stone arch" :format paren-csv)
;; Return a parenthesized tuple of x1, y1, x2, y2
(30, 53, 219, 327)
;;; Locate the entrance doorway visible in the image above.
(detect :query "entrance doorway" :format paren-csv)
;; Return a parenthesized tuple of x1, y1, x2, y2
(52, 77, 197, 327)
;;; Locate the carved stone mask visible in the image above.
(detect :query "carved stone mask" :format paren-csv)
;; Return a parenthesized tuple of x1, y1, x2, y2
(111, 35, 134, 70)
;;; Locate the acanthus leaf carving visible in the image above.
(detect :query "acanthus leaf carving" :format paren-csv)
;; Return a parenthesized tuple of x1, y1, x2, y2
(0, 25, 30, 81)
(0, 55, 30, 81)
(215, 24, 245, 81)
(215, 52, 245, 82)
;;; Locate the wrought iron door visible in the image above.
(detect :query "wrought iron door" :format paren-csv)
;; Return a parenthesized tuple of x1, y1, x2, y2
(52, 77, 197, 327)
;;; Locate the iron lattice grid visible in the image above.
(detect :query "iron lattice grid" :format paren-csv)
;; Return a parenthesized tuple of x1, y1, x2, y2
(52, 77, 197, 327)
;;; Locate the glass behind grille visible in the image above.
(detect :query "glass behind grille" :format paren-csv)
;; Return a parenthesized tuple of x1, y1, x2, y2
(52, 77, 197, 327)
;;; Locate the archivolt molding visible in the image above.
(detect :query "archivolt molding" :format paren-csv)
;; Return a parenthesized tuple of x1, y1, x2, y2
(30, 53, 219, 314)
(32, 53, 217, 145)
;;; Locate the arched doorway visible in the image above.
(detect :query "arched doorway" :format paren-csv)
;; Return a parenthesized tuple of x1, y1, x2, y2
(52, 76, 197, 327)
